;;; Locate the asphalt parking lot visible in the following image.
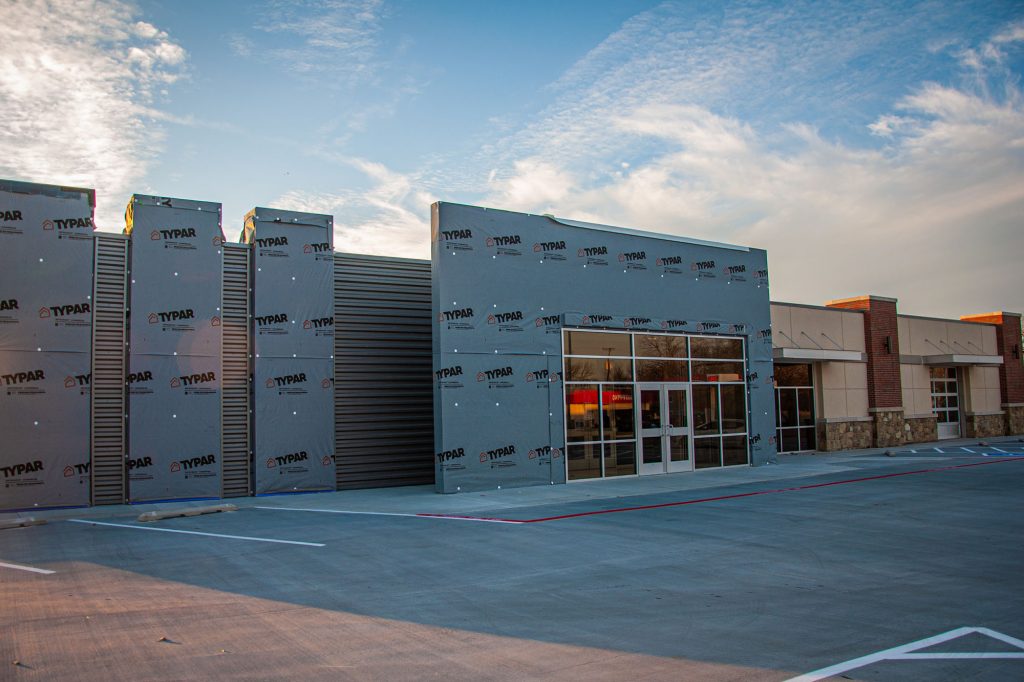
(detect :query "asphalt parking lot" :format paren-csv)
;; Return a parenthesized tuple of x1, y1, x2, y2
(2, 442, 1024, 680)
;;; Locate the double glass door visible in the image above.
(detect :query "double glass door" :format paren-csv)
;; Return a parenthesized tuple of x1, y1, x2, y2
(637, 383, 692, 475)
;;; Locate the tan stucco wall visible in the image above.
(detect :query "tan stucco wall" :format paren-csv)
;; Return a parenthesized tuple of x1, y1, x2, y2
(817, 361, 869, 419)
(771, 304, 865, 352)
(964, 365, 1002, 414)
(900, 363, 933, 417)
(898, 316, 998, 357)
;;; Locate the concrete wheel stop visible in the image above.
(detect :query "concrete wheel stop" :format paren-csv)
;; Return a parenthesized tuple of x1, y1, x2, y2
(137, 504, 238, 523)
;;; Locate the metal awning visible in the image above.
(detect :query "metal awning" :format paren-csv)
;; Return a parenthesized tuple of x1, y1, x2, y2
(900, 354, 1003, 366)
(773, 348, 867, 363)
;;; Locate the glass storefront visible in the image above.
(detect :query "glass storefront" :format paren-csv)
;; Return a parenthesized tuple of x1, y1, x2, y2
(774, 363, 816, 453)
(930, 367, 961, 439)
(563, 329, 749, 480)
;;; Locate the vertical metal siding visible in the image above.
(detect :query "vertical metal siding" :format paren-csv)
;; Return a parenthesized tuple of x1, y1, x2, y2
(334, 253, 434, 489)
(90, 234, 128, 505)
(221, 244, 251, 497)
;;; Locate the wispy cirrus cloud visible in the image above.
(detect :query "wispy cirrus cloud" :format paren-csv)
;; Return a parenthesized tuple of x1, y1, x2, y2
(0, 0, 186, 229)
(234, 0, 385, 83)
(272, 155, 433, 258)
(479, 3, 1024, 317)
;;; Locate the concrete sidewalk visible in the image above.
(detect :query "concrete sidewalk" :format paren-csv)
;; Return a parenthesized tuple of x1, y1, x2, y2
(4, 434, 1023, 523)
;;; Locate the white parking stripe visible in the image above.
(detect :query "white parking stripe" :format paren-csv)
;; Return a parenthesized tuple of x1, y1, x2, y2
(991, 447, 1008, 453)
(787, 626, 1024, 681)
(0, 561, 55, 575)
(961, 447, 976, 453)
(255, 506, 421, 518)
(66, 519, 324, 547)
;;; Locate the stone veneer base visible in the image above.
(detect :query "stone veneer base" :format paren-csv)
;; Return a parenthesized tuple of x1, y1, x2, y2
(817, 420, 874, 452)
(1006, 405, 1024, 436)
(904, 415, 937, 444)
(871, 410, 905, 448)
(965, 413, 1007, 439)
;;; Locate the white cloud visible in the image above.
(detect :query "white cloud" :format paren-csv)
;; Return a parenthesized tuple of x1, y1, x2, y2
(481, 11, 1024, 318)
(272, 156, 433, 258)
(0, 0, 186, 230)
(253, 0, 384, 81)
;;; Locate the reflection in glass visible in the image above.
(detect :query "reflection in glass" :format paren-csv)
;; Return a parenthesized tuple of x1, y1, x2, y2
(642, 437, 662, 464)
(720, 384, 746, 433)
(723, 435, 748, 466)
(799, 427, 816, 451)
(564, 331, 631, 357)
(604, 442, 637, 477)
(640, 390, 661, 429)
(567, 443, 602, 480)
(635, 335, 687, 358)
(637, 359, 688, 382)
(691, 361, 744, 382)
(602, 384, 635, 439)
(564, 357, 633, 382)
(667, 389, 688, 428)
(693, 384, 719, 435)
(566, 384, 600, 442)
(797, 388, 813, 426)
(690, 337, 743, 359)
(779, 389, 797, 428)
(782, 428, 800, 453)
(695, 437, 721, 468)
(774, 364, 811, 387)
(669, 435, 689, 462)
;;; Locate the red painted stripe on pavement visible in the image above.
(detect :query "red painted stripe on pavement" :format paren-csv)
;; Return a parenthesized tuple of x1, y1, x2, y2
(417, 458, 1023, 525)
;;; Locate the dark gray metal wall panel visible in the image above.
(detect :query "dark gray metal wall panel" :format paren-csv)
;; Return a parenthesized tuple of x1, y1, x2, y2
(91, 234, 128, 505)
(333, 253, 434, 490)
(245, 208, 335, 494)
(0, 180, 94, 510)
(221, 243, 251, 498)
(126, 195, 223, 502)
(432, 203, 775, 493)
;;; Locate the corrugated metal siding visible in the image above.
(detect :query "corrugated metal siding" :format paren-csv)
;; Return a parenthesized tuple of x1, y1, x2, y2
(334, 253, 434, 489)
(90, 234, 128, 505)
(221, 244, 251, 497)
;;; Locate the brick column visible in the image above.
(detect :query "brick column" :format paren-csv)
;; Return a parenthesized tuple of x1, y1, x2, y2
(826, 295, 905, 447)
(960, 311, 1024, 435)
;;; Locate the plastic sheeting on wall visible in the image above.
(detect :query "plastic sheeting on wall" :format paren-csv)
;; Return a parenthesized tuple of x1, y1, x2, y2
(0, 179, 94, 510)
(126, 195, 224, 502)
(431, 202, 775, 494)
(243, 207, 335, 494)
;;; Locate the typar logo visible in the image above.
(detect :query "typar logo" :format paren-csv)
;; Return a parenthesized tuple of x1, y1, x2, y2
(623, 316, 652, 329)
(477, 365, 514, 389)
(128, 371, 153, 384)
(255, 313, 287, 326)
(0, 299, 18, 311)
(267, 372, 307, 388)
(254, 236, 288, 248)
(1, 460, 43, 480)
(723, 264, 747, 282)
(728, 323, 747, 334)
(437, 228, 474, 252)
(661, 319, 687, 330)
(63, 462, 90, 477)
(437, 307, 474, 330)
(486, 309, 525, 332)
(485, 234, 523, 256)
(170, 371, 216, 394)
(527, 445, 562, 461)
(255, 312, 288, 335)
(127, 456, 154, 481)
(436, 447, 466, 467)
(171, 455, 216, 474)
(266, 452, 308, 470)
(577, 245, 609, 265)
(533, 240, 568, 260)
(38, 302, 90, 326)
(691, 259, 717, 279)
(535, 314, 561, 334)
(617, 250, 647, 270)
(148, 309, 196, 330)
(64, 373, 90, 391)
(525, 368, 560, 386)
(321, 378, 333, 389)
(1, 369, 44, 386)
(697, 321, 721, 332)
(302, 242, 330, 253)
(303, 316, 334, 336)
(754, 268, 770, 285)
(42, 216, 93, 232)
(151, 228, 197, 240)
(0, 210, 23, 222)
(581, 314, 613, 326)
(480, 444, 516, 467)
(756, 327, 772, 343)
(435, 364, 465, 389)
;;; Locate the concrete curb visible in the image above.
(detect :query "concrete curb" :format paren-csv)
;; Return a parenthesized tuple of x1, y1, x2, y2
(0, 517, 46, 530)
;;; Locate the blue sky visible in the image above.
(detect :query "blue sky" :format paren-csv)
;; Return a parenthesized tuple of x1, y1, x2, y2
(1, 0, 1022, 317)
